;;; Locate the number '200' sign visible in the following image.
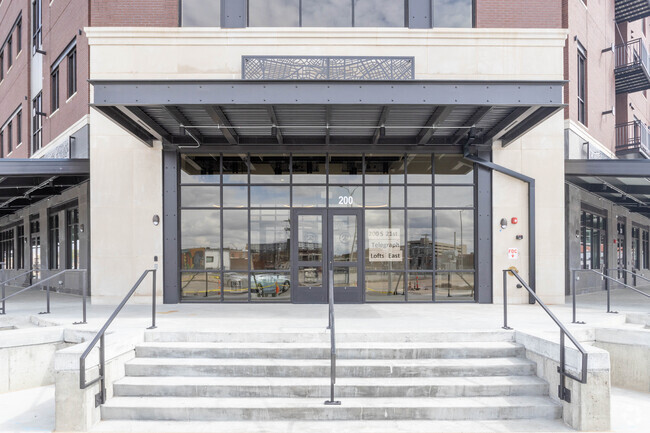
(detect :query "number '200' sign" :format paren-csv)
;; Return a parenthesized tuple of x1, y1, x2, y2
(338, 196, 353, 205)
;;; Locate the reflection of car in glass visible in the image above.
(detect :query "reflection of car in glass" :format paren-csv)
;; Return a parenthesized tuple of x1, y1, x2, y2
(253, 274, 291, 297)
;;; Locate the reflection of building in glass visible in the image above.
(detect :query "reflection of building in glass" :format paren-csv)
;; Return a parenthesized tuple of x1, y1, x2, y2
(251, 241, 290, 270)
(181, 247, 225, 270)
(408, 236, 433, 269)
(298, 242, 322, 261)
(435, 242, 473, 270)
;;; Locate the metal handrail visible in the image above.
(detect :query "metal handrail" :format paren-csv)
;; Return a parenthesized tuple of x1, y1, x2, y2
(572, 268, 650, 319)
(0, 269, 87, 316)
(80, 259, 158, 407)
(607, 268, 650, 287)
(502, 269, 588, 403)
(0, 269, 39, 314)
(324, 268, 340, 405)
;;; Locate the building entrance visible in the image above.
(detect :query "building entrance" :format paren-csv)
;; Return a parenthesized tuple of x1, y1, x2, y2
(292, 209, 363, 303)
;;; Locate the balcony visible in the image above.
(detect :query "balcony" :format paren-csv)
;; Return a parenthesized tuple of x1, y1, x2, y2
(615, 39, 650, 94)
(615, 121, 650, 158)
(616, 0, 650, 23)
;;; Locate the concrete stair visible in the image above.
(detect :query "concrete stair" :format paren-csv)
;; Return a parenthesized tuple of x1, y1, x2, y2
(99, 331, 564, 429)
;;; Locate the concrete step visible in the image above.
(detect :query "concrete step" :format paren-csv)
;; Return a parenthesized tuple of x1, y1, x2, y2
(100, 396, 562, 421)
(124, 357, 536, 378)
(144, 330, 515, 344)
(134, 341, 524, 360)
(91, 418, 575, 433)
(113, 376, 549, 398)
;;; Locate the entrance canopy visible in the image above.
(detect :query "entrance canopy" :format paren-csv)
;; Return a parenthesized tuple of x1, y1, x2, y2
(565, 159, 650, 219)
(0, 159, 89, 217)
(91, 80, 564, 148)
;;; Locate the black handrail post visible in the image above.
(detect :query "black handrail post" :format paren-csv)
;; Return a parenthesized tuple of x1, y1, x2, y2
(502, 270, 512, 330)
(324, 267, 340, 406)
(99, 334, 106, 405)
(605, 269, 612, 313)
(74, 269, 88, 325)
(558, 330, 570, 402)
(148, 257, 158, 330)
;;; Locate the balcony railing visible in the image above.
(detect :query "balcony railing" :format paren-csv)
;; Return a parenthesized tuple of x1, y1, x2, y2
(615, 39, 650, 94)
(615, 121, 650, 158)
(616, 0, 650, 23)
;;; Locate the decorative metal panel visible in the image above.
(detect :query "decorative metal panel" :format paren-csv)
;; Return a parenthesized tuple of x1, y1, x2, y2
(242, 56, 414, 81)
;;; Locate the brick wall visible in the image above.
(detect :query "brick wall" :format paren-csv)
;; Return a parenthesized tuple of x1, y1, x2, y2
(0, 0, 30, 158)
(476, 0, 563, 29)
(90, 0, 179, 27)
(40, 0, 90, 149)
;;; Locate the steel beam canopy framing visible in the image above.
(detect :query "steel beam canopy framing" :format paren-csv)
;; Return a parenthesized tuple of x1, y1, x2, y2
(93, 80, 563, 107)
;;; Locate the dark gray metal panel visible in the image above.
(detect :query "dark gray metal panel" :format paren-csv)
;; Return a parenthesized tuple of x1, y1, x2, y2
(408, 0, 431, 28)
(163, 150, 180, 304)
(0, 159, 89, 176)
(91, 80, 565, 107)
(221, 0, 247, 28)
(565, 159, 650, 177)
(476, 149, 492, 304)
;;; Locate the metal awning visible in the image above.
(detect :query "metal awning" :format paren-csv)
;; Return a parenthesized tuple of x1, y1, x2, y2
(91, 80, 564, 148)
(565, 159, 650, 219)
(0, 159, 89, 217)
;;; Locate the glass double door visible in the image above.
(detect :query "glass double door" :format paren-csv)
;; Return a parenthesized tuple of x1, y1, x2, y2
(292, 209, 363, 303)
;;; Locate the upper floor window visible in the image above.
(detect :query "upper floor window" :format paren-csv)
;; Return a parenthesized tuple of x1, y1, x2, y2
(16, 111, 21, 145)
(32, 0, 42, 53)
(7, 121, 11, 154)
(17, 20, 22, 53)
(577, 45, 587, 126)
(51, 68, 60, 112)
(32, 92, 43, 154)
(67, 49, 77, 98)
(0, 130, 3, 158)
(7, 37, 11, 68)
(181, 0, 473, 28)
(0, 50, 3, 81)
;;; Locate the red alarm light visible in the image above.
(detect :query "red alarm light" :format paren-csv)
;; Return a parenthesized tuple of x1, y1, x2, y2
(511, 217, 518, 225)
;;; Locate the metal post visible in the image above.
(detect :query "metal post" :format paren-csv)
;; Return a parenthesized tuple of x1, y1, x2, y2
(148, 263, 157, 330)
(502, 270, 512, 330)
(324, 267, 340, 406)
(99, 334, 106, 406)
(572, 270, 584, 324)
(558, 330, 570, 402)
(74, 270, 88, 325)
(40, 283, 51, 314)
(1, 283, 5, 315)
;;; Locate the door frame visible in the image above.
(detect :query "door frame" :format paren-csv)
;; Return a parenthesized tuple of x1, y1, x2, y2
(290, 208, 364, 304)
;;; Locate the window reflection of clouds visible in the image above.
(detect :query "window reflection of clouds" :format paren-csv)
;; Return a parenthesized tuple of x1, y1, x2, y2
(182, 0, 219, 26)
(435, 186, 474, 208)
(302, 0, 352, 27)
(433, 0, 473, 28)
(354, 0, 405, 27)
(181, 210, 220, 250)
(435, 209, 474, 253)
(249, 0, 299, 27)
(250, 186, 290, 208)
(181, 186, 220, 208)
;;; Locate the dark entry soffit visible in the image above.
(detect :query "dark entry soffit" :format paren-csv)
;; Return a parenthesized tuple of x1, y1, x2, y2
(90, 80, 565, 148)
(565, 159, 650, 219)
(0, 159, 89, 217)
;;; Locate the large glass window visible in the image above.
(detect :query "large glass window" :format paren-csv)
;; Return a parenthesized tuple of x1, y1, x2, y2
(632, 227, 641, 270)
(0, 228, 15, 270)
(17, 225, 25, 269)
(580, 210, 606, 270)
(67, 49, 77, 98)
(182, 0, 220, 26)
(66, 208, 79, 269)
(302, 0, 352, 27)
(32, 92, 42, 153)
(49, 215, 59, 269)
(354, 0, 405, 27)
(32, 0, 42, 53)
(577, 46, 587, 126)
(51, 68, 60, 112)
(642, 230, 649, 270)
(433, 0, 473, 28)
(249, 0, 300, 27)
(179, 153, 476, 303)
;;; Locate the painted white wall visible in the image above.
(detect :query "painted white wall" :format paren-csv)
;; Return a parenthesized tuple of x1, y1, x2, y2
(85, 27, 567, 304)
(89, 108, 163, 304)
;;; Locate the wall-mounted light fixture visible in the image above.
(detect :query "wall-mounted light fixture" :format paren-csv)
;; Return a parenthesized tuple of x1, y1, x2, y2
(500, 218, 508, 229)
(152, 215, 160, 226)
(79, 224, 84, 233)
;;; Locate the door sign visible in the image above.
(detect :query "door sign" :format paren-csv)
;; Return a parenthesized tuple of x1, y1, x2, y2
(368, 228, 402, 262)
(508, 248, 519, 260)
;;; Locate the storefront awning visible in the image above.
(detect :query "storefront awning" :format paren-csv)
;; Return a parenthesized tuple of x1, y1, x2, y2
(565, 159, 650, 219)
(91, 80, 564, 148)
(0, 159, 89, 217)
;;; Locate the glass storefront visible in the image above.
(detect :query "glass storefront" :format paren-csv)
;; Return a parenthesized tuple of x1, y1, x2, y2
(179, 153, 476, 303)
